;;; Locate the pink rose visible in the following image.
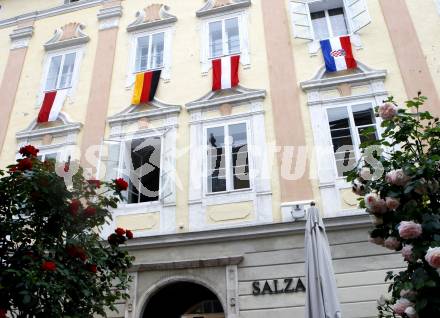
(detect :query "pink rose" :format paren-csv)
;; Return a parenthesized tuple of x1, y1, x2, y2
(386, 197, 400, 210)
(364, 193, 379, 210)
(398, 221, 422, 239)
(386, 169, 410, 187)
(372, 199, 387, 214)
(392, 298, 413, 315)
(384, 237, 401, 251)
(405, 307, 418, 318)
(369, 236, 385, 246)
(425, 247, 440, 268)
(378, 102, 398, 120)
(401, 245, 414, 261)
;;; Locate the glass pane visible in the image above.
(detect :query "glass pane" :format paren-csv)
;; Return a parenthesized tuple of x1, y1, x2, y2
(229, 123, 250, 190)
(209, 21, 223, 58)
(150, 32, 164, 69)
(127, 138, 161, 203)
(358, 126, 378, 144)
(135, 36, 150, 72)
(327, 107, 355, 176)
(45, 55, 62, 91)
(225, 17, 240, 55)
(328, 8, 348, 36)
(311, 11, 329, 40)
(207, 126, 226, 192)
(58, 52, 76, 89)
(352, 104, 375, 126)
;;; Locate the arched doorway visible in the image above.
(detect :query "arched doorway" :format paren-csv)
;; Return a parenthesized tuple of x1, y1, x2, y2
(142, 281, 225, 318)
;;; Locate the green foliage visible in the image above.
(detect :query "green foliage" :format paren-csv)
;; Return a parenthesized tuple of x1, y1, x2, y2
(0, 151, 134, 317)
(348, 94, 440, 318)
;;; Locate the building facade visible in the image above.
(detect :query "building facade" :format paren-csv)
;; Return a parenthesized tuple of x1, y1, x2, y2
(0, 0, 439, 317)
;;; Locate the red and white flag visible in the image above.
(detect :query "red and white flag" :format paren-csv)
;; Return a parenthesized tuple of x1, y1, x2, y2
(212, 55, 240, 91)
(37, 89, 68, 123)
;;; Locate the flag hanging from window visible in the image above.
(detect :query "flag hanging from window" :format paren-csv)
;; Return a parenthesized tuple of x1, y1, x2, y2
(320, 36, 357, 73)
(131, 70, 161, 105)
(37, 89, 68, 123)
(212, 55, 240, 91)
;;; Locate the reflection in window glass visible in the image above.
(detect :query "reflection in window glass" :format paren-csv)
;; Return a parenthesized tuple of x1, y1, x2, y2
(229, 123, 249, 190)
(45, 56, 62, 91)
(151, 33, 164, 69)
(209, 21, 223, 58)
(328, 8, 348, 37)
(134, 33, 165, 73)
(135, 36, 150, 72)
(207, 126, 226, 193)
(226, 17, 240, 55)
(311, 11, 329, 40)
(59, 52, 76, 89)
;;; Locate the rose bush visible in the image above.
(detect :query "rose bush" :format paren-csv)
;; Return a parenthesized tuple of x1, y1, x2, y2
(347, 94, 440, 317)
(0, 147, 134, 317)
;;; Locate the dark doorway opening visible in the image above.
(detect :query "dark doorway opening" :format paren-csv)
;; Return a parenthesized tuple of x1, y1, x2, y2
(142, 281, 225, 318)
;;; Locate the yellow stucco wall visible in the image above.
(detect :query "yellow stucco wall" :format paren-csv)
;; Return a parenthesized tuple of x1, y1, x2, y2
(405, 0, 440, 102)
(0, 0, 60, 20)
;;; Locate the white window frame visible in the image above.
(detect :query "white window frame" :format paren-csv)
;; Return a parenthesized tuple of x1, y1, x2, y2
(310, 6, 349, 40)
(17, 144, 71, 163)
(37, 46, 85, 107)
(207, 16, 241, 59)
(203, 119, 253, 196)
(126, 26, 173, 87)
(133, 30, 165, 74)
(200, 10, 250, 73)
(324, 101, 382, 182)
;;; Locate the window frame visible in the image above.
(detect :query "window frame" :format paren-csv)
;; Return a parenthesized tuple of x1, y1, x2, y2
(208, 16, 241, 59)
(132, 30, 166, 74)
(127, 25, 173, 86)
(324, 101, 382, 180)
(310, 6, 349, 41)
(37, 46, 84, 106)
(200, 9, 250, 73)
(203, 119, 252, 195)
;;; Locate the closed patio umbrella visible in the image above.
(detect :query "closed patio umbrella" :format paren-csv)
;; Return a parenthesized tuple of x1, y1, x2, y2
(304, 204, 342, 318)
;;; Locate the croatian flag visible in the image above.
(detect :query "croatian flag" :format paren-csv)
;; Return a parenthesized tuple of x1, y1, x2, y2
(212, 55, 240, 91)
(37, 89, 68, 123)
(320, 36, 357, 72)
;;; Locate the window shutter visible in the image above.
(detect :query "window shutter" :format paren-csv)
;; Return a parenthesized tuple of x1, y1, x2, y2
(344, 0, 371, 33)
(97, 140, 121, 181)
(160, 129, 176, 204)
(290, 0, 314, 40)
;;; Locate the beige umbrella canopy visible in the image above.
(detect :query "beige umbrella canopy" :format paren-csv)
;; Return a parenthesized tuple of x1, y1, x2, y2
(304, 204, 342, 318)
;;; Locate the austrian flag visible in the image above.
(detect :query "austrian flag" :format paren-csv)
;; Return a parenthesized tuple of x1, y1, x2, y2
(320, 36, 357, 73)
(212, 55, 240, 91)
(37, 89, 68, 123)
(131, 70, 161, 105)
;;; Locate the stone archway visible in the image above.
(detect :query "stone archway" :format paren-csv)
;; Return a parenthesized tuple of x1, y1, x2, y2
(140, 279, 225, 318)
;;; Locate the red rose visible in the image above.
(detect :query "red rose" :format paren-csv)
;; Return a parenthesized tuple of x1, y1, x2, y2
(0, 308, 7, 318)
(64, 162, 70, 172)
(87, 179, 101, 188)
(66, 245, 87, 262)
(126, 230, 134, 239)
(41, 260, 56, 271)
(115, 227, 126, 236)
(114, 178, 128, 191)
(69, 199, 81, 216)
(86, 264, 97, 273)
(17, 158, 32, 171)
(107, 233, 119, 246)
(19, 145, 39, 157)
(84, 206, 96, 217)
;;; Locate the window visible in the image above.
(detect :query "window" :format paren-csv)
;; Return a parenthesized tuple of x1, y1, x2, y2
(208, 17, 240, 58)
(290, 0, 371, 41)
(123, 137, 161, 204)
(37, 152, 59, 162)
(45, 52, 76, 91)
(134, 32, 165, 73)
(311, 7, 348, 40)
(206, 122, 250, 193)
(327, 103, 379, 177)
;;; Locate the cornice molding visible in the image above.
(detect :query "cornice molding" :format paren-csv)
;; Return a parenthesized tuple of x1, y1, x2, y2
(44, 22, 90, 51)
(123, 213, 371, 251)
(108, 99, 181, 125)
(127, 4, 177, 33)
(9, 25, 34, 49)
(196, 0, 251, 18)
(0, 0, 102, 30)
(186, 86, 266, 112)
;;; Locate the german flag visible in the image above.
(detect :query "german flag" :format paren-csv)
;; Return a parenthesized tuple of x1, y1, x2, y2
(131, 70, 161, 105)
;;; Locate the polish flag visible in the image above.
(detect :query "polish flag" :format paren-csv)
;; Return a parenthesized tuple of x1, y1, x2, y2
(37, 89, 68, 123)
(212, 55, 240, 91)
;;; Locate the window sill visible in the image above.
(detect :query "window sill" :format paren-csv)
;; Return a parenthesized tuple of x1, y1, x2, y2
(133, 67, 164, 75)
(208, 53, 241, 61)
(205, 187, 252, 197)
